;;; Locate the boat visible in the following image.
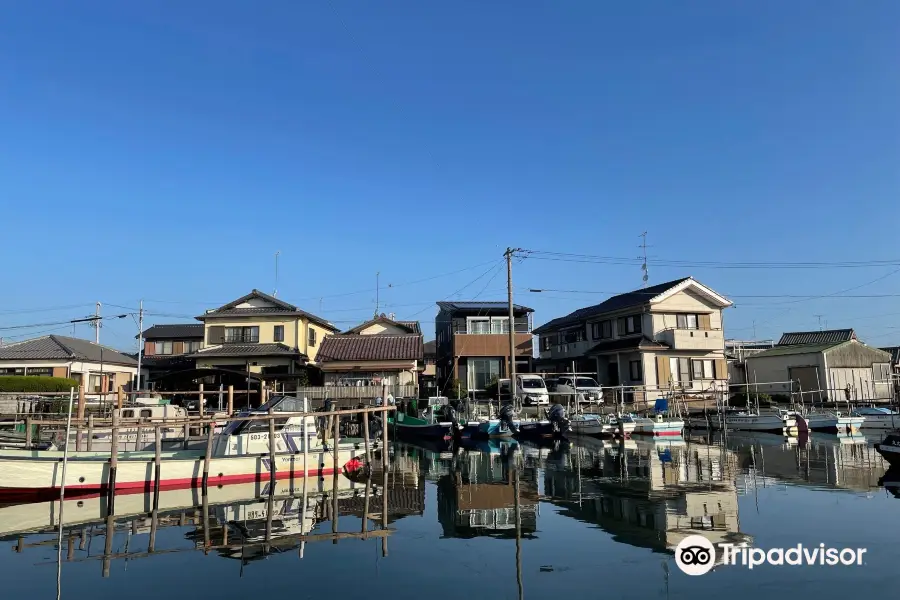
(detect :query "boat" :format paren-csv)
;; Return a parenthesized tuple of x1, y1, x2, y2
(386, 397, 462, 441)
(624, 414, 684, 438)
(601, 414, 637, 437)
(787, 409, 864, 434)
(850, 406, 900, 430)
(875, 433, 900, 467)
(515, 403, 570, 440)
(460, 418, 516, 439)
(568, 413, 606, 437)
(0, 395, 366, 502)
(723, 409, 797, 433)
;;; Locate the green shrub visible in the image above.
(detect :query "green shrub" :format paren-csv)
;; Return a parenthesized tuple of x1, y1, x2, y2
(0, 376, 80, 393)
(729, 392, 774, 408)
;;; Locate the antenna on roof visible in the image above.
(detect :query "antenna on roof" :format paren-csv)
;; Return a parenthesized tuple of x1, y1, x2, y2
(638, 232, 650, 288)
(374, 271, 380, 318)
(273, 251, 281, 297)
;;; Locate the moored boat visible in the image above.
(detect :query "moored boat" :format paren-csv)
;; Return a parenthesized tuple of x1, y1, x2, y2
(851, 407, 900, 430)
(625, 414, 684, 438)
(875, 434, 900, 467)
(724, 409, 796, 433)
(789, 410, 864, 434)
(0, 395, 366, 502)
(387, 397, 462, 441)
(568, 413, 606, 437)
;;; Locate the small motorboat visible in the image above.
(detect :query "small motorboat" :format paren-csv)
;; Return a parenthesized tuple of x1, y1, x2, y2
(386, 397, 463, 441)
(851, 407, 900, 430)
(875, 433, 900, 467)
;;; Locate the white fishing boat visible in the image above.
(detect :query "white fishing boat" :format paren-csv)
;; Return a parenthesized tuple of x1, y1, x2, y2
(850, 407, 900, 430)
(599, 414, 637, 437)
(624, 414, 684, 438)
(0, 395, 367, 502)
(65, 402, 202, 451)
(788, 409, 864, 434)
(724, 409, 796, 433)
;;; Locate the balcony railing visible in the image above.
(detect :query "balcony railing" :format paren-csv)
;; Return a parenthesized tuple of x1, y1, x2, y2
(452, 324, 531, 335)
(223, 334, 259, 344)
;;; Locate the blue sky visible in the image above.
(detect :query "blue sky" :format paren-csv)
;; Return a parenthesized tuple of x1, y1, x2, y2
(1, 1, 898, 351)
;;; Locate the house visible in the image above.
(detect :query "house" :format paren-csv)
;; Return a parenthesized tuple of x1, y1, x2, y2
(421, 340, 437, 398)
(881, 346, 900, 398)
(745, 336, 893, 402)
(0, 335, 138, 395)
(192, 289, 340, 388)
(315, 315, 425, 391)
(532, 277, 733, 400)
(138, 324, 204, 384)
(434, 301, 534, 395)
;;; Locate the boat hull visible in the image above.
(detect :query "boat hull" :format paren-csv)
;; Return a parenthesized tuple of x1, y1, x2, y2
(803, 414, 864, 434)
(856, 414, 900, 430)
(724, 414, 794, 433)
(0, 446, 364, 502)
(632, 419, 684, 438)
(569, 415, 606, 437)
(516, 420, 567, 440)
(876, 436, 900, 466)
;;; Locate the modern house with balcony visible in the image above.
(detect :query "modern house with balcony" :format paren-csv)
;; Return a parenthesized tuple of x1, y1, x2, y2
(533, 277, 732, 400)
(434, 301, 534, 395)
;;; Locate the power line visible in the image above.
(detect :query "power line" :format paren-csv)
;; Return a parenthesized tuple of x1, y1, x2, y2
(521, 249, 900, 270)
(0, 303, 96, 316)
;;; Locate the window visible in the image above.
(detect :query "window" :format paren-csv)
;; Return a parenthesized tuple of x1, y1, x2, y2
(691, 359, 715, 379)
(155, 341, 173, 355)
(670, 358, 691, 384)
(591, 323, 600, 339)
(308, 328, 317, 347)
(140, 409, 152, 418)
(466, 316, 509, 334)
(629, 360, 641, 381)
(0, 367, 25, 375)
(875, 363, 891, 381)
(563, 328, 585, 343)
(676, 314, 699, 330)
(601, 320, 612, 338)
(540, 336, 553, 351)
(225, 326, 259, 343)
(468, 358, 501, 390)
(618, 315, 642, 336)
(122, 409, 134, 418)
(183, 341, 201, 353)
(26, 367, 52, 377)
(274, 325, 284, 342)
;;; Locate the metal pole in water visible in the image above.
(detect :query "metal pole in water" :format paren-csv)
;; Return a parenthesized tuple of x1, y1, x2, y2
(300, 397, 308, 559)
(56, 387, 75, 600)
(332, 410, 340, 544)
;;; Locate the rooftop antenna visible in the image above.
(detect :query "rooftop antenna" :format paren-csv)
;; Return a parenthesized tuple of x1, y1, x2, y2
(90, 302, 102, 344)
(814, 314, 825, 331)
(374, 271, 380, 317)
(273, 251, 281, 297)
(639, 232, 650, 287)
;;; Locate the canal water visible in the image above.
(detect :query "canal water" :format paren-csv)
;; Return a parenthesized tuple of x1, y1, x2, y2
(0, 432, 896, 599)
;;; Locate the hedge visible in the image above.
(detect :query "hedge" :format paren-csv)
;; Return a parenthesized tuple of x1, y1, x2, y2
(0, 376, 80, 393)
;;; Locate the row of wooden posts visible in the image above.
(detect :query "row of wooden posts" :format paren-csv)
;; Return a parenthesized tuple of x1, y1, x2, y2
(23, 401, 397, 576)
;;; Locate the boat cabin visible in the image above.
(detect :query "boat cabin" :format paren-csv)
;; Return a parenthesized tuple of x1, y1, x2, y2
(213, 395, 320, 457)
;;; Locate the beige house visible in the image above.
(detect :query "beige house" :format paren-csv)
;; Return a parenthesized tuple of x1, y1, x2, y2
(316, 316, 424, 390)
(0, 335, 138, 396)
(193, 289, 339, 381)
(534, 277, 732, 401)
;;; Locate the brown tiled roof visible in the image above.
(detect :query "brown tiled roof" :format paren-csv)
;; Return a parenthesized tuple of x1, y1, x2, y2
(317, 334, 424, 362)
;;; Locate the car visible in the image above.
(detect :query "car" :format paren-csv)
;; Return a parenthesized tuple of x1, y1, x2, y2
(553, 376, 604, 403)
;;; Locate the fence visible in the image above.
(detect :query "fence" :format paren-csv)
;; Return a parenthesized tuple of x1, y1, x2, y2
(295, 385, 418, 401)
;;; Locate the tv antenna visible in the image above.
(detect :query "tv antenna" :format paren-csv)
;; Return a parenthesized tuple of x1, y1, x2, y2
(638, 232, 650, 287)
(273, 250, 281, 297)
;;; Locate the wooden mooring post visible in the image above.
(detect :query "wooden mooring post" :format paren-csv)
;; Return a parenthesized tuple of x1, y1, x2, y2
(87, 415, 94, 451)
(227, 384, 234, 415)
(76, 385, 85, 451)
(332, 411, 340, 544)
(108, 411, 119, 515)
(149, 425, 161, 553)
(202, 422, 214, 491)
(24, 416, 32, 449)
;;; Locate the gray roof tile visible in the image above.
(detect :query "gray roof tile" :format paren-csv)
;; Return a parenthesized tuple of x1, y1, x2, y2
(0, 335, 138, 366)
(777, 329, 855, 346)
(140, 324, 204, 340)
(192, 343, 307, 359)
(437, 301, 533, 314)
(197, 289, 339, 331)
(317, 335, 424, 362)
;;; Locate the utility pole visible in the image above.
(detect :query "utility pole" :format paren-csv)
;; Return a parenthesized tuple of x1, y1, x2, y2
(505, 248, 522, 399)
(814, 315, 825, 331)
(274, 251, 281, 297)
(136, 300, 144, 392)
(92, 302, 102, 344)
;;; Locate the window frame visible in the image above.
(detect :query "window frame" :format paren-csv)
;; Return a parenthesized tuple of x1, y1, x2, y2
(629, 359, 641, 381)
(274, 325, 285, 343)
(676, 314, 699, 330)
(308, 327, 317, 347)
(224, 326, 260, 344)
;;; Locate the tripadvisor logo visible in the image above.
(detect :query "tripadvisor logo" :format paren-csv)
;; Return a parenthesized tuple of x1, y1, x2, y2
(674, 535, 868, 575)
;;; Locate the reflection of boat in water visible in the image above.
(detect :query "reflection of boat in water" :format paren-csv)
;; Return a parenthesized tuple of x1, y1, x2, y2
(875, 433, 900, 467)
(877, 466, 900, 498)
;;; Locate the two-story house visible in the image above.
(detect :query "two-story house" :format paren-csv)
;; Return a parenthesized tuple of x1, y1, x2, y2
(193, 289, 340, 386)
(434, 301, 534, 395)
(138, 324, 204, 385)
(533, 278, 732, 400)
(316, 315, 425, 391)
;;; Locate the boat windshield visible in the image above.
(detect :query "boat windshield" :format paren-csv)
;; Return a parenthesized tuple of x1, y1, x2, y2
(256, 395, 306, 413)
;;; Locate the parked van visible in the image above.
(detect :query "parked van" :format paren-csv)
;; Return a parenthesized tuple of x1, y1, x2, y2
(499, 374, 550, 406)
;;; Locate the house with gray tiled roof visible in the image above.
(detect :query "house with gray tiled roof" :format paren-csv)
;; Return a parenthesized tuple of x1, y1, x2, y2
(532, 277, 732, 403)
(0, 335, 138, 395)
(316, 316, 425, 390)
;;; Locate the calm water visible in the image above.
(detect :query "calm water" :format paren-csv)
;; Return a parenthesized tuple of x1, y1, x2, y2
(1, 432, 897, 599)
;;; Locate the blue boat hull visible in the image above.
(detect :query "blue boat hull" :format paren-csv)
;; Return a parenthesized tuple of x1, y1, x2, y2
(460, 419, 516, 440)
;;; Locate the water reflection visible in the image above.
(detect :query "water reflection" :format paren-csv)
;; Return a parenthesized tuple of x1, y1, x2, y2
(0, 431, 895, 595)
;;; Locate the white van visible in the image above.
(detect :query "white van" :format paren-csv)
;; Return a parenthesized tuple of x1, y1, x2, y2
(499, 374, 550, 406)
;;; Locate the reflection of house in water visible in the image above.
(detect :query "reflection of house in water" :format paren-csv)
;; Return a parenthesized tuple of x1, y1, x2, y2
(437, 448, 539, 539)
(724, 432, 888, 493)
(542, 439, 750, 554)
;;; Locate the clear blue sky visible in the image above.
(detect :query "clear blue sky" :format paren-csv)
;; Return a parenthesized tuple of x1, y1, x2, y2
(1, 1, 898, 351)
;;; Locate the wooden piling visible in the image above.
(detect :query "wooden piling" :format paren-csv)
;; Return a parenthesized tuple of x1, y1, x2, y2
(25, 417, 32, 449)
(202, 421, 214, 491)
(268, 408, 276, 487)
(108, 411, 119, 515)
(149, 426, 160, 553)
(261, 380, 267, 406)
(183, 417, 191, 451)
(135, 423, 142, 453)
(227, 384, 234, 415)
(67, 533, 75, 561)
(102, 514, 114, 578)
(362, 409, 372, 468)
(382, 441, 389, 557)
(361, 475, 371, 536)
(332, 411, 340, 544)
(116, 386, 124, 411)
(381, 404, 389, 470)
(87, 414, 94, 451)
(198, 383, 205, 418)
